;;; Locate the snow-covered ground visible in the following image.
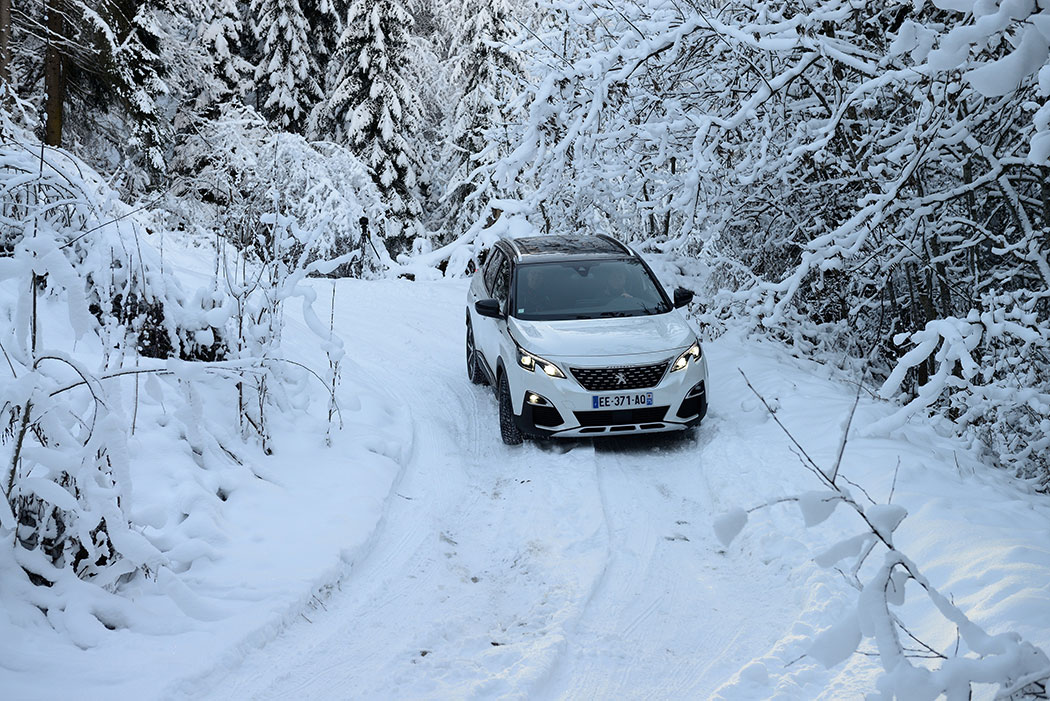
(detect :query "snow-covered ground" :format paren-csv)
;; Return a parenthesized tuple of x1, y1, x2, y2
(4, 276, 1049, 699)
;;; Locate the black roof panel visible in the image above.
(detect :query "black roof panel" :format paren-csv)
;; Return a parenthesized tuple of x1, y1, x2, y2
(509, 235, 629, 258)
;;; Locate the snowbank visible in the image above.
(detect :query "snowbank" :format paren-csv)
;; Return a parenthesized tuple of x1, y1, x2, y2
(0, 223, 412, 699)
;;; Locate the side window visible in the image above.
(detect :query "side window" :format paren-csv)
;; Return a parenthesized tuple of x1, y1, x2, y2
(492, 259, 510, 311)
(484, 248, 504, 294)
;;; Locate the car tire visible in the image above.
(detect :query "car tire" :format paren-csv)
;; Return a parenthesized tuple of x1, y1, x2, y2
(466, 322, 486, 385)
(498, 373, 523, 446)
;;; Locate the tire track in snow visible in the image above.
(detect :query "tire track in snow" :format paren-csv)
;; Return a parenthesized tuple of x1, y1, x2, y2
(193, 279, 804, 700)
(197, 280, 613, 699)
(534, 451, 666, 697)
(518, 442, 615, 697)
(189, 287, 473, 700)
(534, 428, 797, 699)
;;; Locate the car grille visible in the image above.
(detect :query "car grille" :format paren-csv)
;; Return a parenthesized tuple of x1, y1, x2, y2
(570, 360, 670, 391)
(573, 406, 668, 427)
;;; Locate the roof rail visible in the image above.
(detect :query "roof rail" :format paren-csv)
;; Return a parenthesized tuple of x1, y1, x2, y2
(504, 238, 523, 257)
(595, 233, 632, 254)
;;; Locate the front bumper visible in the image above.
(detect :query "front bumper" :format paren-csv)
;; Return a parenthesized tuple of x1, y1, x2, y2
(509, 352, 709, 438)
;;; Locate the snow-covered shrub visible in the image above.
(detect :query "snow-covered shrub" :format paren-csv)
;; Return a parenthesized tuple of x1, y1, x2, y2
(171, 103, 388, 277)
(393, 198, 541, 281)
(870, 298, 1050, 489)
(1, 118, 349, 638)
(718, 379, 1050, 699)
(0, 134, 177, 590)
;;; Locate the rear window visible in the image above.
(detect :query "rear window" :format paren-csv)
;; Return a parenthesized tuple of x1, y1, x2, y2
(513, 259, 671, 321)
(484, 248, 504, 292)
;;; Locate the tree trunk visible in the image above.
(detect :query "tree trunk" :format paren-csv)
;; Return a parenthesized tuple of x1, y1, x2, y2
(1041, 166, 1050, 256)
(962, 154, 980, 301)
(904, 261, 932, 388)
(661, 156, 676, 238)
(925, 231, 952, 317)
(0, 0, 11, 93)
(44, 0, 67, 147)
(641, 180, 657, 239)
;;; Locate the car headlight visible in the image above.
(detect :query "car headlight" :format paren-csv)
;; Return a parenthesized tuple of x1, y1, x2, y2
(670, 340, 701, 372)
(517, 346, 566, 378)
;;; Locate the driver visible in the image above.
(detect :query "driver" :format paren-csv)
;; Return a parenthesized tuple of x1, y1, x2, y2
(602, 266, 634, 299)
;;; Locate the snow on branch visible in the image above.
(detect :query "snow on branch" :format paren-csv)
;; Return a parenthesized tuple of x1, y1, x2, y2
(718, 374, 1050, 698)
(1, 118, 352, 642)
(494, 0, 1050, 484)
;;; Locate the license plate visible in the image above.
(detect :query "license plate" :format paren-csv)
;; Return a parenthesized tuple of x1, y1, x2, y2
(593, 392, 653, 409)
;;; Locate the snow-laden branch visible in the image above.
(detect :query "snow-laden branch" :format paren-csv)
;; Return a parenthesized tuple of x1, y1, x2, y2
(490, 0, 1050, 483)
(717, 376, 1050, 698)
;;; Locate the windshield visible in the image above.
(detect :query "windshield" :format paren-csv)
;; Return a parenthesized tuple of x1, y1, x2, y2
(513, 259, 671, 321)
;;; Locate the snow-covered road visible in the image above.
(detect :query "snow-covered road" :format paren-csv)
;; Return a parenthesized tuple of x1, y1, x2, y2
(196, 279, 805, 698)
(181, 278, 1050, 700)
(4, 272, 1045, 700)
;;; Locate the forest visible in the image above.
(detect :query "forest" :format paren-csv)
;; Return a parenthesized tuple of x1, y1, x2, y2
(4, 0, 1046, 483)
(1, 0, 1049, 697)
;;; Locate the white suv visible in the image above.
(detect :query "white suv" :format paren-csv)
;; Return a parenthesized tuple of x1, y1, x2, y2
(466, 235, 709, 445)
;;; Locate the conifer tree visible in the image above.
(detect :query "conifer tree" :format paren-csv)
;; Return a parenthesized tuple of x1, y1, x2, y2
(34, 0, 172, 171)
(201, 0, 252, 101)
(250, 0, 321, 133)
(440, 0, 520, 236)
(322, 0, 422, 253)
(107, 0, 171, 172)
(301, 0, 343, 87)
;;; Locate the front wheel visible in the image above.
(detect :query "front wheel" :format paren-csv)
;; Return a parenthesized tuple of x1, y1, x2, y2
(498, 373, 523, 446)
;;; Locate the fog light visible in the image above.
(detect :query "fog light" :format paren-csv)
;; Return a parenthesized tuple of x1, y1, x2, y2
(687, 381, 705, 398)
(526, 392, 550, 406)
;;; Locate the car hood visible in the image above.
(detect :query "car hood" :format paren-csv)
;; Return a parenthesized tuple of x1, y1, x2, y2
(509, 312, 695, 359)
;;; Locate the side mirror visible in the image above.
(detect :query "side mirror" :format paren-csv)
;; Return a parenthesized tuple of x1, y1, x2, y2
(475, 298, 502, 318)
(673, 287, 694, 309)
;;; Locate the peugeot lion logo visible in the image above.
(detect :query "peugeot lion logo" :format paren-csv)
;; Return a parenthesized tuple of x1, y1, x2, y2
(615, 371, 628, 386)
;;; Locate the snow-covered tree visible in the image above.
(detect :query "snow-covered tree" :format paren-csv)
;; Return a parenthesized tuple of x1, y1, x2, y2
(200, 0, 252, 101)
(250, 0, 321, 133)
(103, 0, 172, 173)
(8, 0, 174, 173)
(437, 0, 521, 240)
(493, 0, 1050, 488)
(301, 0, 343, 90)
(319, 0, 422, 254)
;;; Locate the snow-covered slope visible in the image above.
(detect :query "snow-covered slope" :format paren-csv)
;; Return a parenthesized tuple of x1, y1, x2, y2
(0, 252, 412, 700)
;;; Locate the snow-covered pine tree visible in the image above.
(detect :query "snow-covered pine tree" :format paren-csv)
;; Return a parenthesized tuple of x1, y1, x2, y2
(250, 0, 321, 133)
(106, 0, 172, 174)
(301, 0, 343, 94)
(321, 0, 422, 255)
(31, 0, 174, 175)
(200, 0, 252, 102)
(440, 0, 520, 239)
(397, 0, 446, 238)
